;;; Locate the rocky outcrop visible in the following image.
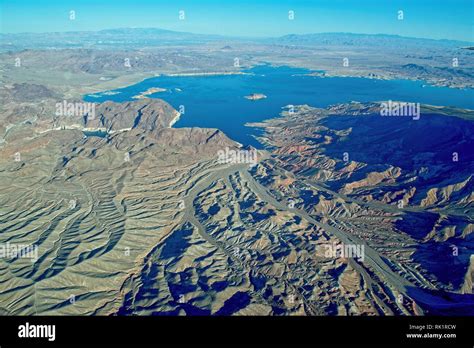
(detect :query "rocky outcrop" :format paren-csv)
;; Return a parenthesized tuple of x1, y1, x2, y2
(84, 98, 178, 132)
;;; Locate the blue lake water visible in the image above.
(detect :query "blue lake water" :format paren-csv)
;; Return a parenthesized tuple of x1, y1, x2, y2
(84, 65, 474, 147)
(87, 65, 474, 314)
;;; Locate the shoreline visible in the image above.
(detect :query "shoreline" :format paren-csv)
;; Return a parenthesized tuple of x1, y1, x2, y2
(80, 70, 251, 99)
(169, 110, 181, 128)
(302, 70, 474, 90)
(83, 68, 473, 104)
(163, 71, 249, 77)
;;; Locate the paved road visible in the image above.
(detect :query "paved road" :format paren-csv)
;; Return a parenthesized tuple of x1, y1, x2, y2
(179, 162, 330, 314)
(176, 160, 472, 314)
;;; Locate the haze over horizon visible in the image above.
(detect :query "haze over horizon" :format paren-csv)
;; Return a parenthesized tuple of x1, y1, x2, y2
(2, 26, 474, 45)
(1, 0, 473, 42)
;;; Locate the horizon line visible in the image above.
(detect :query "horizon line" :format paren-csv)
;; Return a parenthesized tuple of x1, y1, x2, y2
(1, 27, 473, 45)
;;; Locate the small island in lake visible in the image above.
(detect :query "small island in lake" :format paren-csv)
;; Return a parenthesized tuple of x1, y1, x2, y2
(132, 87, 167, 99)
(244, 93, 267, 100)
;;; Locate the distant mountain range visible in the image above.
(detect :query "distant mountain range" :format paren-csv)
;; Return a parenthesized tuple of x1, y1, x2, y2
(272, 32, 474, 47)
(1, 28, 472, 51)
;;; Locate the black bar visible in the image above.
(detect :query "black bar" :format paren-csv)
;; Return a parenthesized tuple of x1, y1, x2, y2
(0, 316, 472, 347)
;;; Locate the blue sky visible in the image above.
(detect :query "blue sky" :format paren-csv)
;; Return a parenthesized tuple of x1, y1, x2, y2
(1, 0, 473, 41)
